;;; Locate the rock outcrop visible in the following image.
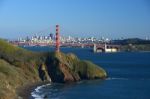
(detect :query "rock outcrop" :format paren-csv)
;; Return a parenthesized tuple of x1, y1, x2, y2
(0, 39, 107, 98)
(45, 52, 107, 83)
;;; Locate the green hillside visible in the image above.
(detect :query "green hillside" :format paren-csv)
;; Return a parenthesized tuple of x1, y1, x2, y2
(0, 39, 107, 99)
(0, 39, 43, 98)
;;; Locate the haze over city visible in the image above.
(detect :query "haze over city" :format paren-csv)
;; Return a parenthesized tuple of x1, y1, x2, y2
(0, 0, 150, 39)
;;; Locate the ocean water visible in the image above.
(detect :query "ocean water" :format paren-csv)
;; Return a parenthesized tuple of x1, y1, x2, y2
(23, 47, 150, 99)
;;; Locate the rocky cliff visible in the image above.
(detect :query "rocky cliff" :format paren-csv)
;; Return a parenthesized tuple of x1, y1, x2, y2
(0, 39, 107, 99)
(45, 52, 107, 83)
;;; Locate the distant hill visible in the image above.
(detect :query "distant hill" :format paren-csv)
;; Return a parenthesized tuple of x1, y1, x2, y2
(110, 38, 150, 51)
(111, 38, 150, 45)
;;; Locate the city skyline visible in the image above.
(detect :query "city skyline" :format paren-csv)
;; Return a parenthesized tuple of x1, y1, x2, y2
(0, 0, 150, 39)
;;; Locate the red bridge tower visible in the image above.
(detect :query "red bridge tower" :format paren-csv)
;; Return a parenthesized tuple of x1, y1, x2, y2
(56, 25, 60, 52)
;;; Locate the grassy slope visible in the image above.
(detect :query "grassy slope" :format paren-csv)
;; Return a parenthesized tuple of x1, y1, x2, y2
(57, 52, 107, 79)
(0, 39, 43, 68)
(0, 39, 107, 98)
(0, 59, 25, 98)
(0, 39, 43, 98)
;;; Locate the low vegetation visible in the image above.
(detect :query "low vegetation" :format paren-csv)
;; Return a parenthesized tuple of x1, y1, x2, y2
(0, 39, 107, 99)
(121, 44, 150, 52)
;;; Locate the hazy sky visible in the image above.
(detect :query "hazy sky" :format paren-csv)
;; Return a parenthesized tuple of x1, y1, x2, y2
(0, 0, 150, 39)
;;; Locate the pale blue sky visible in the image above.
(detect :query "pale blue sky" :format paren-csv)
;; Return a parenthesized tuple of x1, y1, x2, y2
(0, 0, 150, 39)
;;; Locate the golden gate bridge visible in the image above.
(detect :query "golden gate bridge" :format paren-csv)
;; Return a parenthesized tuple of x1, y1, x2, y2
(10, 25, 120, 52)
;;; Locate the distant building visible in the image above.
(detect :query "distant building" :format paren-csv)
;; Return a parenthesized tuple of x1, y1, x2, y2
(50, 33, 54, 39)
(93, 43, 119, 53)
(104, 44, 118, 52)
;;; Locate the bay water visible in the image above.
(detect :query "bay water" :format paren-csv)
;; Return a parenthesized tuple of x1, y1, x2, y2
(23, 47, 150, 99)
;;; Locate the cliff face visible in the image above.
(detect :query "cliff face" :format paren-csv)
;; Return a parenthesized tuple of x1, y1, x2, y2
(45, 52, 107, 83)
(0, 39, 107, 98)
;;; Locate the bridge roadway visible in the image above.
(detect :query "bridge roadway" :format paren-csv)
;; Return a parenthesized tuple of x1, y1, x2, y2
(10, 41, 120, 49)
